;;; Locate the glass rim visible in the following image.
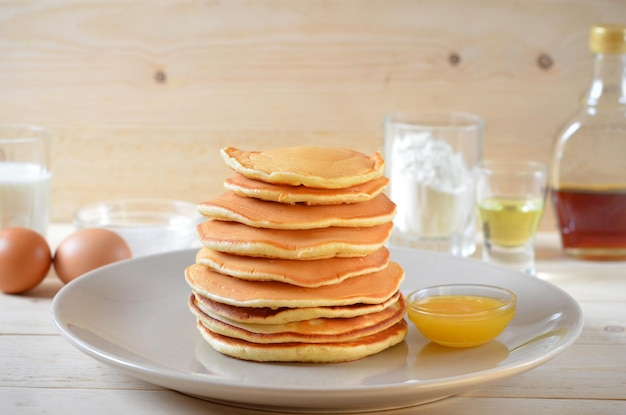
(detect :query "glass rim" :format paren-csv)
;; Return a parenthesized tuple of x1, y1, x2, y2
(406, 283, 517, 317)
(384, 111, 483, 129)
(0, 124, 52, 143)
(74, 198, 201, 229)
(476, 160, 547, 175)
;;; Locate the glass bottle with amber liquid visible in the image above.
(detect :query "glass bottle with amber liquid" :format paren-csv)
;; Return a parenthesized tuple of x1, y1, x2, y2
(550, 24, 626, 260)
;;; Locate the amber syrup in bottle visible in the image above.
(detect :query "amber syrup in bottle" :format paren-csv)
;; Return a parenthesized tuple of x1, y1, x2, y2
(550, 24, 626, 260)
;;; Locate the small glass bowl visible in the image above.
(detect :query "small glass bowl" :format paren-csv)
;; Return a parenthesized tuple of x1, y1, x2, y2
(74, 199, 204, 257)
(406, 284, 516, 348)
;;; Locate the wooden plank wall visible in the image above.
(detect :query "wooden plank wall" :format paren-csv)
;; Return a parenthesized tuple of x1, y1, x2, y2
(0, 0, 624, 230)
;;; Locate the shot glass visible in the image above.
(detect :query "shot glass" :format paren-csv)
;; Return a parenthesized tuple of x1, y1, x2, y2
(384, 112, 483, 257)
(475, 160, 547, 275)
(0, 125, 52, 236)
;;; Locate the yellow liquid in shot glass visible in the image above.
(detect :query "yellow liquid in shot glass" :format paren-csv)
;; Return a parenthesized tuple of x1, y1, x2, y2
(477, 197, 544, 247)
(407, 294, 516, 348)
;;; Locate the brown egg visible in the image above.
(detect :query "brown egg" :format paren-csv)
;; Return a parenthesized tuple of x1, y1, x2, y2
(0, 227, 52, 294)
(54, 228, 132, 284)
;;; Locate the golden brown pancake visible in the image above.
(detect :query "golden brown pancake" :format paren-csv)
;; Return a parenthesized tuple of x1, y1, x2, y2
(185, 261, 404, 308)
(193, 291, 403, 324)
(190, 295, 406, 343)
(195, 319, 408, 363)
(220, 146, 385, 189)
(224, 173, 389, 205)
(196, 220, 393, 259)
(197, 192, 396, 229)
(195, 246, 390, 287)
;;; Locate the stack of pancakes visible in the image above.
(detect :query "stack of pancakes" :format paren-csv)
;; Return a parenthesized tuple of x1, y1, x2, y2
(185, 146, 408, 363)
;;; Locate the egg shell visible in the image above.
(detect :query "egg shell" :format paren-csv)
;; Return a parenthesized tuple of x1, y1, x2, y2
(54, 228, 132, 284)
(0, 227, 52, 294)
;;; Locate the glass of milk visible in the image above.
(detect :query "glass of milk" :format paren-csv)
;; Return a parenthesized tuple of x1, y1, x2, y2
(0, 125, 52, 237)
(384, 112, 483, 257)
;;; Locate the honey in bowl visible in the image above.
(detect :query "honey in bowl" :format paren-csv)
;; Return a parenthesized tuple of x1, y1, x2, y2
(406, 284, 516, 348)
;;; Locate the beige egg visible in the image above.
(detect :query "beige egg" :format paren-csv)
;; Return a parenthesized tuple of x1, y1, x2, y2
(54, 228, 132, 284)
(0, 227, 52, 294)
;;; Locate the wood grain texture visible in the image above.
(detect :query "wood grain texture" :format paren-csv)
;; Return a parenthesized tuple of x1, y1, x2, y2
(1, 389, 624, 414)
(0, 0, 624, 228)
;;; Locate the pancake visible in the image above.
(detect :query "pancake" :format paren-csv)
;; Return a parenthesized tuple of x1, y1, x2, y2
(197, 192, 396, 230)
(195, 319, 408, 363)
(185, 261, 404, 308)
(196, 220, 393, 259)
(193, 291, 403, 324)
(220, 146, 385, 189)
(224, 173, 389, 205)
(190, 295, 406, 343)
(195, 246, 390, 287)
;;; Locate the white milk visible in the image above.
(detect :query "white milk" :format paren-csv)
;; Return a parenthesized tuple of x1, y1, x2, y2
(0, 162, 51, 236)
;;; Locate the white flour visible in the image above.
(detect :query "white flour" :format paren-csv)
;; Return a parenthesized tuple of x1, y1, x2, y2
(389, 131, 474, 238)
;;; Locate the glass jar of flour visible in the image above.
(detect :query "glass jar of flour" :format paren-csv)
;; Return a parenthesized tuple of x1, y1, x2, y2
(384, 112, 483, 257)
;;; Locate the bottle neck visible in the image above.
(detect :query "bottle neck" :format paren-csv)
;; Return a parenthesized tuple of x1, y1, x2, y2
(585, 53, 626, 108)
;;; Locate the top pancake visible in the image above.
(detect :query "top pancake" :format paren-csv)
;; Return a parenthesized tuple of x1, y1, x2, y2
(224, 173, 389, 205)
(221, 146, 385, 189)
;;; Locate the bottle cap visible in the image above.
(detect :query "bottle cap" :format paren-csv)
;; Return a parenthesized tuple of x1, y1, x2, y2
(589, 24, 626, 54)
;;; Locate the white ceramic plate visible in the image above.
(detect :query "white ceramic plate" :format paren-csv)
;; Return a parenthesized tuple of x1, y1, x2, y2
(51, 247, 583, 413)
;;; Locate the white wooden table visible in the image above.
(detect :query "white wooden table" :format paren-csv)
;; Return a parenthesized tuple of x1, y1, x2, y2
(1, 226, 625, 414)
